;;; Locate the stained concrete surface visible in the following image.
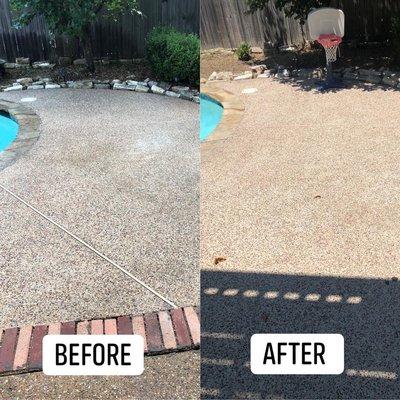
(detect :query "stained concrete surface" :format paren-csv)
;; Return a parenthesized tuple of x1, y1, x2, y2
(201, 79, 400, 398)
(0, 351, 200, 399)
(0, 89, 199, 327)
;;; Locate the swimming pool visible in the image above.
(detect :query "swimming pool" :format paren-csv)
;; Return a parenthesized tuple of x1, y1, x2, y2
(200, 94, 223, 141)
(0, 112, 18, 151)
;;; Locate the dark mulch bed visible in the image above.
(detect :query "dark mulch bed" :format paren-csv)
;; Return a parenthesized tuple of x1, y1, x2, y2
(0, 60, 155, 86)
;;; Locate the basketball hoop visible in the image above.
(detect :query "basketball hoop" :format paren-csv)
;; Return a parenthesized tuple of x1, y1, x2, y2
(307, 8, 345, 90)
(317, 34, 342, 63)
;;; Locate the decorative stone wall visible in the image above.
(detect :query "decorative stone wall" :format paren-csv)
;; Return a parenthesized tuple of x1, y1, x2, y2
(0, 77, 199, 103)
(205, 65, 400, 89)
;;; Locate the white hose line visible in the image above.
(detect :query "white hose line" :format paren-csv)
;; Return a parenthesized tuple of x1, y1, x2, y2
(0, 183, 177, 308)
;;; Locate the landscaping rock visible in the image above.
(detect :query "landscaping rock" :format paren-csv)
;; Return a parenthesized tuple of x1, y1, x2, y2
(251, 65, 266, 74)
(33, 61, 55, 69)
(113, 82, 127, 90)
(45, 83, 61, 89)
(171, 85, 190, 93)
(73, 58, 87, 66)
(208, 71, 218, 81)
(126, 80, 138, 86)
(111, 79, 121, 85)
(258, 71, 271, 78)
(4, 63, 20, 69)
(151, 85, 166, 95)
(165, 90, 180, 98)
(135, 84, 150, 93)
(180, 91, 194, 101)
(234, 73, 253, 80)
(16, 57, 30, 65)
(58, 56, 72, 66)
(158, 82, 171, 91)
(16, 77, 33, 85)
(147, 80, 158, 88)
(251, 46, 263, 54)
(27, 84, 44, 90)
(42, 78, 53, 83)
(67, 80, 93, 89)
(93, 83, 111, 89)
(4, 84, 23, 91)
(193, 96, 200, 103)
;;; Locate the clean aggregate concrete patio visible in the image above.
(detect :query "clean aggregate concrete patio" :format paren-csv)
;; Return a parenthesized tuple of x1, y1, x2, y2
(202, 78, 400, 279)
(0, 89, 199, 328)
(201, 78, 400, 399)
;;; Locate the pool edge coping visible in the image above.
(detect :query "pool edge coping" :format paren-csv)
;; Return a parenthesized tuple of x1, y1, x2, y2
(0, 99, 41, 172)
(201, 84, 244, 143)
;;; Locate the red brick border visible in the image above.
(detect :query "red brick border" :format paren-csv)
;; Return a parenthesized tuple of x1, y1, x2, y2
(0, 306, 199, 376)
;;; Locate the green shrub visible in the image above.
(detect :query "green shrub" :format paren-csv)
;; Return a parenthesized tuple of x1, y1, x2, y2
(146, 26, 200, 85)
(236, 42, 252, 61)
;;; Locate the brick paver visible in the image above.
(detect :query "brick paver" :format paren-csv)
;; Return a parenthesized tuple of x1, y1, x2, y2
(0, 307, 199, 376)
(170, 308, 192, 348)
(13, 326, 32, 370)
(0, 328, 18, 373)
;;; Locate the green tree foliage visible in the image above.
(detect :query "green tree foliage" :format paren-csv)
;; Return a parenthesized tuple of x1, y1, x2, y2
(245, 0, 330, 46)
(10, 0, 141, 71)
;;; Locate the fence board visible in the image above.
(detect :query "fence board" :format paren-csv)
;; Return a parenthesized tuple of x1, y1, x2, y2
(201, 0, 400, 49)
(0, 0, 199, 62)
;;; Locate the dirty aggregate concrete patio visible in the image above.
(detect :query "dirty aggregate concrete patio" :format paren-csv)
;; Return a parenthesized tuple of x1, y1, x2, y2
(0, 89, 199, 328)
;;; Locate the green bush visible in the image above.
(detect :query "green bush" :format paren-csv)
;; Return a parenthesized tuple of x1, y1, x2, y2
(236, 42, 252, 61)
(146, 26, 200, 85)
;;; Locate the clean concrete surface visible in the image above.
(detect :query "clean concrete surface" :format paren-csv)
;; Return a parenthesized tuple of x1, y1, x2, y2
(0, 89, 199, 328)
(201, 79, 400, 398)
(0, 351, 199, 399)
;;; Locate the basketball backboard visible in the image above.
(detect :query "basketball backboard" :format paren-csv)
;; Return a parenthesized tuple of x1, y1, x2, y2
(307, 8, 345, 41)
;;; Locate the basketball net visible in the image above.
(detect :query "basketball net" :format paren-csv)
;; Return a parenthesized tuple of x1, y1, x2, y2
(317, 34, 342, 63)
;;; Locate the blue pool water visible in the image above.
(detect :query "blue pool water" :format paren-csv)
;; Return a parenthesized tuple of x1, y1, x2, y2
(0, 113, 18, 151)
(200, 94, 223, 141)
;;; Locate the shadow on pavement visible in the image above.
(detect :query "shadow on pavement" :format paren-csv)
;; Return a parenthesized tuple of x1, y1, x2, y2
(201, 270, 400, 399)
(274, 76, 399, 94)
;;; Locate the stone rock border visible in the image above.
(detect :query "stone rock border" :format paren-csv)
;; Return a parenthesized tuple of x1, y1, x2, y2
(1, 77, 200, 103)
(0, 306, 199, 376)
(201, 86, 244, 143)
(0, 100, 41, 172)
(206, 65, 400, 89)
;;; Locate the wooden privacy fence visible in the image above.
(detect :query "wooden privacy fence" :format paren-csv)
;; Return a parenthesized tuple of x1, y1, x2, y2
(201, 0, 400, 49)
(0, 0, 199, 62)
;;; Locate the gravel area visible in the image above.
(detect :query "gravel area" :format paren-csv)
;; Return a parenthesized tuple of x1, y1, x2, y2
(0, 89, 199, 328)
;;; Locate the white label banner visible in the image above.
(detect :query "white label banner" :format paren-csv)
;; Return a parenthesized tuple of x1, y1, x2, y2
(43, 335, 144, 376)
(251, 334, 344, 375)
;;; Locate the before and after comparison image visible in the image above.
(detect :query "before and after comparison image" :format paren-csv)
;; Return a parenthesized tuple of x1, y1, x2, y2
(0, 0, 400, 399)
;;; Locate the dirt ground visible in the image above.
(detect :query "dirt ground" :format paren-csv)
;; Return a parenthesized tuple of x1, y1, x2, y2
(0, 60, 155, 86)
(201, 44, 400, 79)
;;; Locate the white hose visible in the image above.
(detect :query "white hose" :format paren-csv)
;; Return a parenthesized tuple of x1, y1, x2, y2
(0, 183, 177, 308)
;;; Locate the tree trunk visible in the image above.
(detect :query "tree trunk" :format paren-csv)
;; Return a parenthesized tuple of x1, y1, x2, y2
(82, 27, 95, 73)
